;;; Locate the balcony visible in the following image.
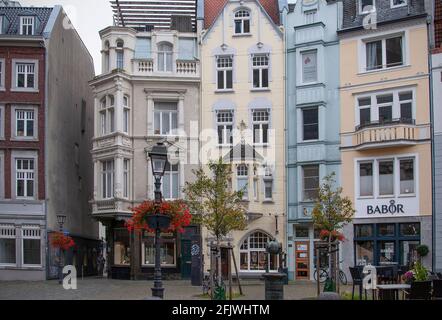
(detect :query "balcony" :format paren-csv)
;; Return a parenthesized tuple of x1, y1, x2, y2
(132, 59, 199, 78)
(342, 119, 431, 150)
(92, 199, 132, 218)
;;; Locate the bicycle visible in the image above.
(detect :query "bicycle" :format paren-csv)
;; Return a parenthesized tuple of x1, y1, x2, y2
(202, 272, 226, 297)
(314, 267, 348, 285)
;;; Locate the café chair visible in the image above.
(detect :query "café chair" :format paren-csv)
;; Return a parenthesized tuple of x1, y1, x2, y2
(405, 281, 432, 300)
(349, 267, 367, 300)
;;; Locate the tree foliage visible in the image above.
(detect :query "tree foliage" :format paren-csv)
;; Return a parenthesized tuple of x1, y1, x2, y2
(183, 158, 248, 241)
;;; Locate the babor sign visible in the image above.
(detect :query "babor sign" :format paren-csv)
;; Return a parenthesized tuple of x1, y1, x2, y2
(367, 200, 404, 216)
(355, 198, 418, 218)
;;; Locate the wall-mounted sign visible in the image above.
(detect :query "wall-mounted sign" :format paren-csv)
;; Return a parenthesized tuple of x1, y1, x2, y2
(355, 197, 419, 219)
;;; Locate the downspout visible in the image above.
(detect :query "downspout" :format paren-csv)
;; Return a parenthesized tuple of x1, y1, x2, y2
(43, 37, 50, 280)
(427, 17, 436, 272)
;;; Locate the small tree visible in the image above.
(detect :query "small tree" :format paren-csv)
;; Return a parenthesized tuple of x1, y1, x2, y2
(183, 158, 248, 292)
(312, 173, 355, 292)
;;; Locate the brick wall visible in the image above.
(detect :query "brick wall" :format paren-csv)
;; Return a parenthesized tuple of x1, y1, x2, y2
(0, 45, 46, 200)
(436, 0, 442, 48)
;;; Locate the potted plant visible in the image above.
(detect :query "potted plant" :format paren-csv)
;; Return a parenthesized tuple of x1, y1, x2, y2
(416, 244, 429, 260)
(51, 232, 75, 251)
(403, 261, 429, 284)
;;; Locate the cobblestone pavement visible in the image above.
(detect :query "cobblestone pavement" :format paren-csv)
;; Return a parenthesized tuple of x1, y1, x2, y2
(0, 278, 353, 300)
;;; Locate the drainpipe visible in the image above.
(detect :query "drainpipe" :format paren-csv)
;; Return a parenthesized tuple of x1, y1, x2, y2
(426, 17, 436, 272)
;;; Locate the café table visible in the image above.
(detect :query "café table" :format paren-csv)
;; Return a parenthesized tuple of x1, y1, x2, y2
(376, 284, 411, 300)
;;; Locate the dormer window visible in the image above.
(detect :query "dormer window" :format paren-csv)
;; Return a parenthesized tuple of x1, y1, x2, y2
(359, 0, 375, 14)
(234, 10, 250, 35)
(20, 16, 34, 35)
(391, 0, 407, 8)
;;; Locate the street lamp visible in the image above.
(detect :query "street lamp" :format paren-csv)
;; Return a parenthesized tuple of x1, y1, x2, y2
(148, 142, 171, 299)
(56, 214, 67, 284)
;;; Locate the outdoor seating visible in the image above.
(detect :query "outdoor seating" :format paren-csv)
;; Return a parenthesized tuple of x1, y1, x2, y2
(405, 281, 432, 300)
(432, 279, 442, 300)
(377, 266, 398, 284)
(349, 267, 367, 300)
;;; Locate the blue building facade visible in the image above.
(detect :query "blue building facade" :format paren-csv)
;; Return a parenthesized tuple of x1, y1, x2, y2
(284, 0, 341, 281)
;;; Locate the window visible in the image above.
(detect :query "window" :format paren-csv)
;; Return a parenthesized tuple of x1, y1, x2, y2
(263, 166, 273, 201)
(123, 96, 130, 133)
(143, 234, 175, 266)
(356, 89, 414, 129)
(0, 106, 4, 139)
(116, 40, 124, 69)
(253, 179, 259, 201)
(22, 227, 41, 266)
(114, 228, 130, 265)
(355, 224, 373, 238)
(237, 165, 249, 200)
(123, 159, 129, 198)
(365, 36, 403, 71)
(217, 110, 234, 145)
(252, 55, 269, 89)
(101, 160, 114, 199)
(158, 43, 173, 72)
(295, 226, 309, 238)
(303, 108, 319, 141)
(16, 159, 35, 198)
(0, 16, 3, 34)
(217, 56, 233, 90)
(355, 241, 374, 265)
(359, 0, 375, 14)
(400, 158, 414, 195)
(240, 232, 277, 271)
(16, 110, 34, 137)
(103, 41, 110, 72)
(16, 63, 35, 88)
(20, 16, 34, 35)
(378, 224, 395, 237)
(400, 223, 420, 237)
(391, 0, 407, 8)
(304, 10, 317, 24)
(154, 102, 178, 136)
(303, 165, 319, 201)
(99, 96, 115, 135)
(302, 51, 317, 83)
(161, 163, 179, 200)
(252, 110, 269, 145)
(0, 59, 4, 88)
(0, 226, 16, 265)
(234, 10, 250, 34)
(359, 162, 374, 197)
(379, 160, 394, 196)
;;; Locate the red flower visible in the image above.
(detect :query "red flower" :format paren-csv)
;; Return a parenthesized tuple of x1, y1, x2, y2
(51, 232, 75, 251)
(319, 230, 345, 242)
(126, 200, 192, 233)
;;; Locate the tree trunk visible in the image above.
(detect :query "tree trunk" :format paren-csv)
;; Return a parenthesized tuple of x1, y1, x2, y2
(217, 237, 222, 286)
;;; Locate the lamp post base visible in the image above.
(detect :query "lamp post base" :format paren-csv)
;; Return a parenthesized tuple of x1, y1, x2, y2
(151, 287, 165, 299)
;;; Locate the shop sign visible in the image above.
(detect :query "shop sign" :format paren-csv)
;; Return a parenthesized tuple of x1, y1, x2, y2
(355, 198, 418, 218)
(367, 200, 404, 216)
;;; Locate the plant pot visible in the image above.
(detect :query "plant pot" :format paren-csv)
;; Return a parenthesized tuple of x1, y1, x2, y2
(146, 213, 172, 230)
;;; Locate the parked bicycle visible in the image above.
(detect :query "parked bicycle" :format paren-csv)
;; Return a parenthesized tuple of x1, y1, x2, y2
(202, 272, 226, 296)
(314, 266, 348, 285)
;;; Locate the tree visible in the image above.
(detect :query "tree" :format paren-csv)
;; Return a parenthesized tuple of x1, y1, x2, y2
(312, 173, 355, 292)
(183, 158, 248, 293)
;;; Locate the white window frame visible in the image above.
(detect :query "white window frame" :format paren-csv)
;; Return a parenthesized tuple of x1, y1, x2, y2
(252, 54, 270, 89)
(302, 107, 319, 142)
(237, 164, 249, 200)
(101, 159, 114, 199)
(116, 40, 124, 69)
(252, 109, 270, 145)
(216, 110, 234, 146)
(301, 50, 318, 84)
(20, 16, 34, 36)
(391, 0, 407, 8)
(123, 96, 130, 134)
(355, 87, 415, 129)
(0, 225, 16, 267)
(99, 95, 115, 136)
(0, 58, 5, 90)
(358, 161, 374, 198)
(157, 42, 173, 72)
(0, 16, 3, 34)
(15, 109, 35, 138)
(302, 165, 320, 202)
(154, 102, 178, 136)
(11, 106, 38, 141)
(362, 33, 405, 72)
(21, 226, 42, 268)
(216, 56, 233, 91)
(11, 151, 37, 200)
(159, 163, 180, 200)
(359, 0, 376, 14)
(12, 59, 38, 92)
(234, 9, 251, 35)
(123, 159, 130, 199)
(239, 232, 278, 272)
(0, 151, 4, 199)
(356, 155, 417, 199)
(304, 9, 317, 24)
(0, 104, 4, 140)
(15, 158, 36, 199)
(263, 167, 274, 201)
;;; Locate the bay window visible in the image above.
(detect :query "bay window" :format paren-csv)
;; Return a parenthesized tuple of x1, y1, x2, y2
(365, 35, 404, 71)
(302, 108, 319, 141)
(252, 110, 269, 145)
(216, 110, 234, 145)
(116, 40, 124, 69)
(301, 50, 318, 83)
(252, 55, 269, 89)
(217, 56, 233, 90)
(123, 159, 129, 198)
(16, 159, 35, 198)
(154, 102, 178, 136)
(101, 160, 114, 199)
(303, 165, 319, 201)
(99, 95, 115, 135)
(123, 96, 130, 134)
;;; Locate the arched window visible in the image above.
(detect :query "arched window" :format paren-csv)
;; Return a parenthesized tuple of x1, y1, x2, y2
(234, 10, 250, 34)
(103, 41, 110, 72)
(158, 42, 173, 72)
(99, 95, 115, 136)
(239, 231, 277, 271)
(116, 40, 124, 69)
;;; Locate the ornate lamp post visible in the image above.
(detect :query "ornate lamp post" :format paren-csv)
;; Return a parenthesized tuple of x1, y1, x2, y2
(56, 214, 67, 284)
(148, 142, 171, 299)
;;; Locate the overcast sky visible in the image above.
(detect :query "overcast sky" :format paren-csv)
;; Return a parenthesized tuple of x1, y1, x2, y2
(20, 0, 113, 74)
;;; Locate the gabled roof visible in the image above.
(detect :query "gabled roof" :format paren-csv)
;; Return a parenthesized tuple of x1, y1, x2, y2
(0, 6, 53, 35)
(204, 0, 280, 29)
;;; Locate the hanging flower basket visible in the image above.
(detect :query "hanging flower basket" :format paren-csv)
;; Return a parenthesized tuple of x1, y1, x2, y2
(126, 200, 192, 233)
(51, 232, 75, 251)
(319, 230, 345, 242)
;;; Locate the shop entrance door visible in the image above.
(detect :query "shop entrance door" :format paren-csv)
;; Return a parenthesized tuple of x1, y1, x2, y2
(295, 242, 310, 280)
(180, 240, 192, 279)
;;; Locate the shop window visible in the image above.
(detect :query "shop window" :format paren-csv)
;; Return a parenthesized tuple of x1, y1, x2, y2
(399, 223, 420, 237)
(114, 229, 130, 266)
(355, 241, 374, 266)
(22, 227, 41, 266)
(142, 235, 175, 266)
(400, 241, 419, 268)
(0, 225, 16, 265)
(379, 241, 396, 265)
(239, 232, 277, 271)
(377, 224, 395, 237)
(355, 224, 373, 238)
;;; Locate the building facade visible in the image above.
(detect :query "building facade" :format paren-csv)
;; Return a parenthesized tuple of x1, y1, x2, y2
(285, 0, 342, 281)
(89, 1, 201, 280)
(432, 0, 442, 273)
(0, 3, 97, 281)
(198, 0, 285, 277)
(338, 0, 433, 273)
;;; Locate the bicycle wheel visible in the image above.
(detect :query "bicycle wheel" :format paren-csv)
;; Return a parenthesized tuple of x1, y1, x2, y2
(314, 269, 328, 283)
(339, 270, 348, 285)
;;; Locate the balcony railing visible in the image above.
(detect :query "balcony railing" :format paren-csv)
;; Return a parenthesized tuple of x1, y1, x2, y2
(356, 118, 415, 131)
(132, 59, 199, 77)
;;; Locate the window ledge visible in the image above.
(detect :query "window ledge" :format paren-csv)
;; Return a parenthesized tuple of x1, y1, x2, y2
(377, 195, 395, 199)
(358, 64, 411, 76)
(10, 137, 39, 142)
(215, 89, 234, 94)
(262, 200, 274, 204)
(358, 196, 375, 200)
(0, 87, 5, 92)
(250, 88, 270, 92)
(232, 33, 252, 38)
(398, 194, 416, 198)
(10, 88, 39, 93)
